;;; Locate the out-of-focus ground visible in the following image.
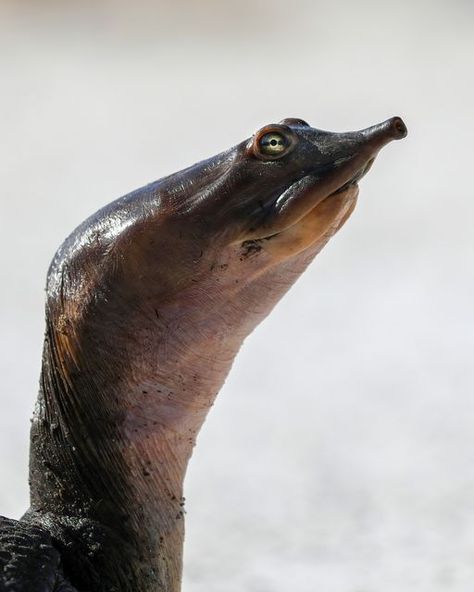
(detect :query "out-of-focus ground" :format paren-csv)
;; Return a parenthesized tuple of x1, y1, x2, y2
(0, 1, 473, 590)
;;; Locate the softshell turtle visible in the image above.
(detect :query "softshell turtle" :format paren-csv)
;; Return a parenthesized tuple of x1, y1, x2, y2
(0, 116, 407, 591)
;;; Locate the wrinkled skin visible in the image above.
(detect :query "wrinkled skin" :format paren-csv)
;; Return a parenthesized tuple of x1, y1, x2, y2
(4, 117, 406, 592)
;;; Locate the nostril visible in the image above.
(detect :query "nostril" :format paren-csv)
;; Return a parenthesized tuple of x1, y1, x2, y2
(391, 116, 408, 139)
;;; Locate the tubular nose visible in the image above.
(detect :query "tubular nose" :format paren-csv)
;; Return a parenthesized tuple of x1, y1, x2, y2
(360, 116, 408, 150)
(389, 116, 408, 139)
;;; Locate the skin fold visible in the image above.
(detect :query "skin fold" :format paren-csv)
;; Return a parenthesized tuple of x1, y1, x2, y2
(2, 116, 406, 592)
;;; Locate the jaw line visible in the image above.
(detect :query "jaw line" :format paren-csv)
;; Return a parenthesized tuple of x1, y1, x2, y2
(266, 183, 359, 242)
(243, 157, 374, 244)
(237, 183, 359, 263)
(331, 157, 375, 196)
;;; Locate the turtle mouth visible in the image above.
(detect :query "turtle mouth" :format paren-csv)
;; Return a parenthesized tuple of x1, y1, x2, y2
(240, 156, 377, 246)
(332, 157, 375, 195)
(262, 157, 376, 240)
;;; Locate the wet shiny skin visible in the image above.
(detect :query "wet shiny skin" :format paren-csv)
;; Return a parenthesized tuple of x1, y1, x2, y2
(20, 117, 406, 592)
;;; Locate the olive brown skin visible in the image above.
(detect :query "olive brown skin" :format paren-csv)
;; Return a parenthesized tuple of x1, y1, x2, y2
(1, 116, 406, 592)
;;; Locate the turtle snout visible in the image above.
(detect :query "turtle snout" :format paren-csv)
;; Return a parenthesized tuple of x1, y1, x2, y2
(389, 116, 408, 139)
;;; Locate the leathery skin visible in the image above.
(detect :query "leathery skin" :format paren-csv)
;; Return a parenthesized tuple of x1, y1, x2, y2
(0, 116, 406, 592)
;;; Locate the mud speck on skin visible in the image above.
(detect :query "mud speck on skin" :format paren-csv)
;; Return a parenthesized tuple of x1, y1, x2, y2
(240, 239, 263, 260)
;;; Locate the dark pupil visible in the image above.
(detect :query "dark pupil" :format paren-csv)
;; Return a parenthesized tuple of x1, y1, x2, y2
(261, 134, 285, 151)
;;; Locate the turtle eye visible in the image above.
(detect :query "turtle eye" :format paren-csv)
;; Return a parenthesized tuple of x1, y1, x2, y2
(258, 132, 288, 156)
(250, 124, 296, 161)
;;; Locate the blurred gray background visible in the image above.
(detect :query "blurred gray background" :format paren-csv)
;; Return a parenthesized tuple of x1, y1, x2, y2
(0, 1, 473, 590)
